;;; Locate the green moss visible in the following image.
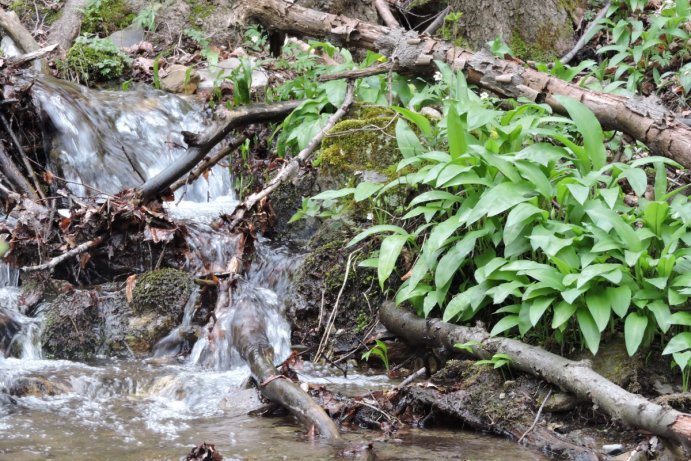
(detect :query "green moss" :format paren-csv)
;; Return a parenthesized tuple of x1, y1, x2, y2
(317, 113, 400, 186)
(188, 0, 215, 23)
(131, 268, 193, 315)
(62, 36, 130, 84)
(82, 0, 135, 36)
(10, 0, 60, 25)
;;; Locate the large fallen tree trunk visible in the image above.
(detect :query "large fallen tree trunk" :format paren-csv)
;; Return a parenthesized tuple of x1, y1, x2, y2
(379, 301, 691, 451)
(230, 294, 341, 438)
(243, 0, 691, 168)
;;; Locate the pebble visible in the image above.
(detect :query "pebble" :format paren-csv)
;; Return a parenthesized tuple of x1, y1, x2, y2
(602, 444, 625, 455)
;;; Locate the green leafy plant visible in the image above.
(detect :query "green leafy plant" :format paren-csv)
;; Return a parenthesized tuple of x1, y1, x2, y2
(82, 0, 135, 36)
(300, 60, 691, 383)
(475, 353, 513, 369)
(134, 3, 158, 31)
(152, 56, 161, 89)
(229, 57, 253, 106)
(362, 339, 390, 371)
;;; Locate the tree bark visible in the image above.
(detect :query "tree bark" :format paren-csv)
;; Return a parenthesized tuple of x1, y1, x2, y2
(379, 301, 691, 451)
(47, 0, 89, 54)
(243, 0, 691, 168)
(0, 7, 39, 53)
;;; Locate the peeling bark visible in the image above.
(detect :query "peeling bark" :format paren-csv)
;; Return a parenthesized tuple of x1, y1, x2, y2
(243, 0, 691, 168)
(379, 302, 691, 451)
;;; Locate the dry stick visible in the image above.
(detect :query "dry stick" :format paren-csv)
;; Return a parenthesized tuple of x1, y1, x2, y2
(560, 2, 611, 65)
(379, 302, 691, 449)
(21, 235, 105, 272)
(313, 249, 358, 363)
(0, 7, 39, 53)
(374, 0, 400, 28)
(5, 43, 58, 67)
(169, 135, 248, 192)
(518, 388, 553, 444)
(317, 62, 397, 82)
(397, 367, 426, 388)
(423, 6, 450, 35)
(226, 81, 356, 231)
(138, 100, 301, 201)
(243, 0, 691, 167)
(0, 136, 38, 200)
(0, 113, 46, 201)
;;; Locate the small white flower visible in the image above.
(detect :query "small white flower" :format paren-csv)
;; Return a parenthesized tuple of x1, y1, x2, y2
(480, 91, 489, 100)
(433, 71, 442, 82)
(367, 212, 374, 221)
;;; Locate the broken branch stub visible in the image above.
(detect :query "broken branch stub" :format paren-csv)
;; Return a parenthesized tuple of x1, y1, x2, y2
(243, 0, 691, 168)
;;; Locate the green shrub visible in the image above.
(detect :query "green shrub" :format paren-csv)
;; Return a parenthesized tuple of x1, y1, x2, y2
(82, 0, 135, 36)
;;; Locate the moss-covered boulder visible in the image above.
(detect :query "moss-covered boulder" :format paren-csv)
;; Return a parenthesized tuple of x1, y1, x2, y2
(62, 36, 131, 85)
(41, 289, 105, 361)
(131, 268, 193, 315)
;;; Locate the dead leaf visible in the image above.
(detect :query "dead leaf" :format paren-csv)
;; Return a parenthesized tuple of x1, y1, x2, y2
(126, 274, 137, 304)
(79, 252, 91, 269)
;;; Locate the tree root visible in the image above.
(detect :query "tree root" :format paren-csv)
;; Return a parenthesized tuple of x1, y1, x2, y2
(379, 301, 691, 451)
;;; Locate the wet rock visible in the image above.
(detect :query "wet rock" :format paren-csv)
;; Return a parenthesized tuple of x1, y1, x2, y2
(0, 393, 17, 416)
(160, 64, 200, 95)
(107, 23, 146, 49)
(543, 392, 579, 413)
(124, 311, 179, 355)
(602, 444, 625, 455)
(0, 309, 21, 357)
(131, 268, 193, 315)
(7, 376, 70, 397)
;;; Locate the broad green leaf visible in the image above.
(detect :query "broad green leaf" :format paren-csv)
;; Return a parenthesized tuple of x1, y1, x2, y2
(443, 283, 488, 322)
(516, 161, 552, 199)
(447, 104, 468, 158)
(624, 311, 648, 356)
(504, 203, 547, 246)
(529, 297, 554, 326)
(487, 281, 524, 304)
(647, 300, 671, 333)
(643, 201, 669, 236)
(435, 230, 487, 288)
(552, 301, 577, 328)
(409, 190, 462, 207)
(678, 0, 689, 19)
(599, 188, 619, 209)
(347, 225, 408, 247)
(567, 184, 590, 205)
(490, 315, 520, 336)
(554, 95, 606, 172)
(378, 234, 408, 289)
(392, 106, 433, 137)
(606, 286, 631, 318)
(312, 188, 355, 200)
(396, 119, 425, 158)
(670, 312, 691, 327)
(425, 213, 463, 257)
(354, 182, 383, 202)
(662, 332, 691, 355)
(577, 308, 601, 355)
(474, 257, 508, 284)
(585, 290, 611, 332)
(467, 182, 536, 225)
(619, 168, 647, 196)
(585, 201, 642, 252)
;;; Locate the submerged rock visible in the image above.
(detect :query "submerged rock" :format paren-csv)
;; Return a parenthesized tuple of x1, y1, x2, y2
(7, 376, 70, 398)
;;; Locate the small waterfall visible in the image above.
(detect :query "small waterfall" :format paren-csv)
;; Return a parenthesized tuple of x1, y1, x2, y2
(0, 265, 42, 359)
(31, 77, 233, 202)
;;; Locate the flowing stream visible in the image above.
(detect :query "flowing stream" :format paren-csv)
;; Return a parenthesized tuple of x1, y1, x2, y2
(0, 79, 547, 460)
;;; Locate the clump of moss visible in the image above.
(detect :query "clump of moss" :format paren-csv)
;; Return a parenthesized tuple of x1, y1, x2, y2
(188, 0, 215, 23)
(81, 0, 135, 36)
(131, 268, 193, 316)
(508, 23, 571, 62)
(62, 36, 130, 84)
(316, 112, 400, 188)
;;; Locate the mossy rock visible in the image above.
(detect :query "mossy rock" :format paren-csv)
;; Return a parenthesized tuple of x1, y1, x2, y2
(123, 311, 179, 355)
(41, 290, 104, 361)
(62, 36, 131, 85)
(131, 268, 193, 316)
(316, 110, 400, 190)
(82, 0, 135, 36)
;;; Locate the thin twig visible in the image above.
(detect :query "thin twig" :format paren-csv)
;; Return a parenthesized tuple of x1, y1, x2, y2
(397, 367, 426, 388)
(518, 388, 553, 443)
(317, 62, 397, 82)
(226, 81, 355, 231)
(423, 6, 450, 35)
(22, 235, 105, 272)
(560, 2, 611, 65)
(170, 135, 247, 192)
(314, 249, 359, 362)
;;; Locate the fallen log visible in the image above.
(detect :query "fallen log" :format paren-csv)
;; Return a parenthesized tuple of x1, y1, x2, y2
(137, 100, 301, 202)
(243, 0, 691, 168)
(47, 0, 89, 53)
(230, 294, 341, 438)
(379, 301, 691, 451)
(0, 7, 39, 53)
